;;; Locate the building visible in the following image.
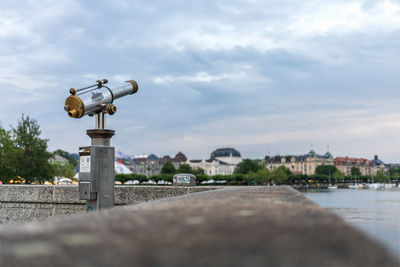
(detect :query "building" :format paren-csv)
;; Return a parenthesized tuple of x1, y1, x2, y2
(159, 152, 188, 169)
(189, 148, 243, 176)
(265, 150, 334, 175)
(132, 152, 188, 177)
(132, 154, 161, 177)
(49, 154, 69, 165)
(371, 155, 386, 173)
(334, 157, 375, 176)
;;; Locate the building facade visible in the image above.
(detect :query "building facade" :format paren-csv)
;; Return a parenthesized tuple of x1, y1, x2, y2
(334, 157, 375, 176)
(189, 148, 242, 176)
(265, 150, 334, 175)
(334, 155, 387, 176)
(131, 152, 188, 177)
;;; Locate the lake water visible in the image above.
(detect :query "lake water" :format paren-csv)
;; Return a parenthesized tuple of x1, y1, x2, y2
(303, 188, 400, 259)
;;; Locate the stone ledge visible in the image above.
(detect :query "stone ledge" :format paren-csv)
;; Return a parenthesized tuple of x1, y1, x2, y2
(0, 185, 220, 224)
(1, 186, 397, 267)
(0, 185, 220, 204)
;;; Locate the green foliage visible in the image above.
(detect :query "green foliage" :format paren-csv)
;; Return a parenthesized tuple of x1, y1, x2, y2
(253, 168, 272, 185)
(244, 171, 256, 184)
(211, 174, 226, 181)
(271, 166, 290, 184)
(195, 174, 208, 183)
(53, 149, 77, 167)
(0, 115, 54, 183)
(150, 173, 174, 183)
(115, 173, 131, 184)
(233, 173, 246, 184)
(391, 172, 400, 180)
(234, 159, 263, 174)
(350, 167, 361, 177)
(0, 125, 19, 183)
(160, 161, 176, 174)
(388, 167, 400, 181)
(52, 161, 75, 179)
(115, 173, 149, 184)
(332, 171, 345, 182)
(288, 174, 308, 183)
(193, 167, 205, 175)
(176, 163, 194, 174)
(315, 165, 338, 176)
(12, 115, 54, 183)
(374, 170, 389, 183)
(224, 174, 237, 185)
(310, 174, 329, 182)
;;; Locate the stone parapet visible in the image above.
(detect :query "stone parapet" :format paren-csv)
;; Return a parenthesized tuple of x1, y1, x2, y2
(0, 186, 398, 266)
(0, 185, 219, 224)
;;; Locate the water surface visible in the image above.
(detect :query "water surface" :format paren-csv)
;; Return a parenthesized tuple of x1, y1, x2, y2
(303, 189, 400, 259)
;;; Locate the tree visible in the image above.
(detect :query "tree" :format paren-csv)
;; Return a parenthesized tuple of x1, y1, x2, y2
(193, 167, 205, 175)
(350, 167, 361, 177)
(332, 171, 345, 182)
(161, 162, 176, 174)
(0, 125, 19, 183)
(315, 165, 338, 176)
(234, 159, 262, 174)
(52, 161, 75, 179)
(374, 170, 389, 183)
(53, 149, 77, 167)
(176, 163, 194, 174)
(11, 115, 54, 183)
(391, 172, 400, 181)
(253, 169, 272, 185)
(195, 174, 209, 184)
(272, 166, 290, 184)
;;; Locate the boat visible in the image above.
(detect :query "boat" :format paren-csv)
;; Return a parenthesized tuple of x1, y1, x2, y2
(365, 183, 384, 190)
(328, 184, 338, 190)
(348, 184, 359, 189)
(384, 183, 395, 189)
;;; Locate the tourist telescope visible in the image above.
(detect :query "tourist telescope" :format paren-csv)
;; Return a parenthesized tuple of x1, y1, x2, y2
(65, 79, 138, 119)
(64, 78, 139, 212)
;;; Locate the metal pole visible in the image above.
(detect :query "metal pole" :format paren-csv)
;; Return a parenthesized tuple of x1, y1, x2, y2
(96, 112, 106, 129)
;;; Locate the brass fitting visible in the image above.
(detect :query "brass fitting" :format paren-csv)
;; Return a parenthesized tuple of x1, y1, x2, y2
(106, 104, 117, 115)
(126, 80, 138, 94)
(65, 95, 85, 118)
(68, 109, 78, 118)
(70, 88, 77, 95)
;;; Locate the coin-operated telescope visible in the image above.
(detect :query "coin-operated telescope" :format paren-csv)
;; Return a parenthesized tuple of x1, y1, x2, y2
(64, 79, 138, 212)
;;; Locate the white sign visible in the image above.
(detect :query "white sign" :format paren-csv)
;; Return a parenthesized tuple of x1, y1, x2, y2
(80, 156, 91, 173)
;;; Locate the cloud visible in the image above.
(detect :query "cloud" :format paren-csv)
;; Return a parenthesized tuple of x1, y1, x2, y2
(288, 0, 400, 37)
(153, 71, 249, 84)
(1, 0, 400, 162)
(135, 102, 400, 160)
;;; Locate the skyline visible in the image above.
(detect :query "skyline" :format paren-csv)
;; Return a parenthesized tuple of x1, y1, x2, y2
(1, 1, 400, 161)
(117, 147, 388, 165)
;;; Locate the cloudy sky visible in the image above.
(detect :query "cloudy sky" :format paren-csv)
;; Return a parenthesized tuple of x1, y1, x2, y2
(1, 0, 400, 161)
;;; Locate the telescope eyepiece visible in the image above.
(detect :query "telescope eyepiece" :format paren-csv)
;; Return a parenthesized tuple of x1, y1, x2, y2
(68, 110, 78, 118)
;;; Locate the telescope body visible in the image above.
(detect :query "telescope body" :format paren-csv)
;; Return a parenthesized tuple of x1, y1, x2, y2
(65, 80, 138, 118)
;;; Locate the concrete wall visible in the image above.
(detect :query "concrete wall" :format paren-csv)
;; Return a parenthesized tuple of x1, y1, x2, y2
(0, 185, 219, 224)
